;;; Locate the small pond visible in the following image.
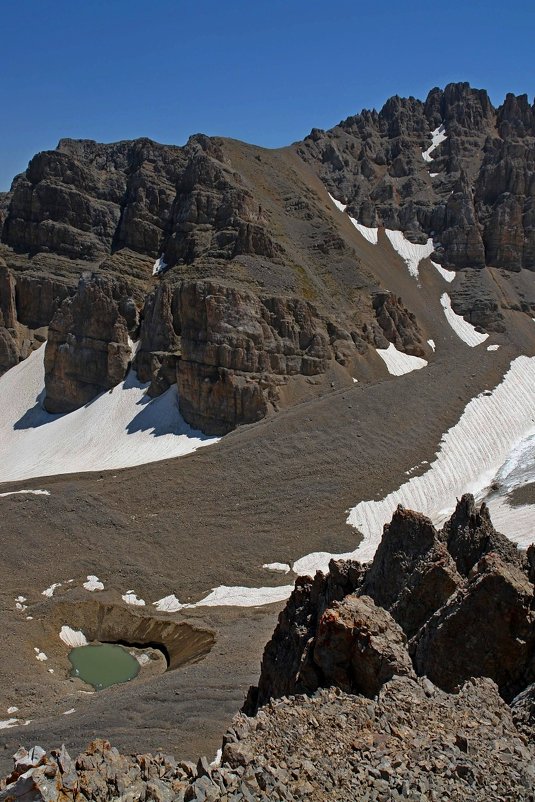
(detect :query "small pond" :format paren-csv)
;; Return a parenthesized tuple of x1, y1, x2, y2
(69, 644, 140, 690)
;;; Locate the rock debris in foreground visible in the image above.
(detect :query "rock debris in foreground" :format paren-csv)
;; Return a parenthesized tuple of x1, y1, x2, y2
(2, 676, 535, 801)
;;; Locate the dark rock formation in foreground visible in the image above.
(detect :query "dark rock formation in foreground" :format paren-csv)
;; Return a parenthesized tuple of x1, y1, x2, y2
(247, 495, 534, 712)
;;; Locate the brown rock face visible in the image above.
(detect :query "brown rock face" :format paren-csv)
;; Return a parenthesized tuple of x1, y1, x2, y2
(245, 560, 364, 712)
(14, 273, 72, 330)
(176, 281, 338, 435)
(44, 274, 133, 413)
(362, 505, 462, 639)
(133, 282, 181, 396)
(313, 594, 415, 696)
(0, 260, 17, 329)
(372, 292, 427, 357)
(441, 493, 523, 575)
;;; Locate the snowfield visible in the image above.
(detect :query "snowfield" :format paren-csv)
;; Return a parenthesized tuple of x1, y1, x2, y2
(0, 345, 218, 483)
(345, 355, 535, 561)
(349, 216, 379, 245)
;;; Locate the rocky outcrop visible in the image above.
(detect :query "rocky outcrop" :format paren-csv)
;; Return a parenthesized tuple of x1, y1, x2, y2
(371, 292, 427, 357)
(245, 560, 364, 712)
(133, 282, 181, 396)
(298, 81, 535, 272)
(44, 274, 134, 413)
(0, 261, 19, 374)
(1, 135, 278, 270)
(13, 273, 72, 330)
(362, 505, 462, 638)
(247, 496, 533, 714)
(441, 492, 524, 575)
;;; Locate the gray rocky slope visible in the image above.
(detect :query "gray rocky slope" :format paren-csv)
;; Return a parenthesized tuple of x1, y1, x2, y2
(2, 497, 535, 801)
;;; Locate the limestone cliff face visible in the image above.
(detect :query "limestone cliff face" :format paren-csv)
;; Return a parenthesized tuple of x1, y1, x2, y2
(1, 81, 533, 430)
(176, 281, 334, 434)
(132, 279, 426, 435)
(44, 275, 133, 413)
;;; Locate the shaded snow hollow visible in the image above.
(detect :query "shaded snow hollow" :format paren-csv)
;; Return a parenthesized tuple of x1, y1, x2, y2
(0, 345, 218, 483)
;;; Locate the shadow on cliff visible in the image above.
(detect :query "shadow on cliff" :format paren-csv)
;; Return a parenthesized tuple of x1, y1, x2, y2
(122, 370, 213, 441)
(12, 368, 212, 442)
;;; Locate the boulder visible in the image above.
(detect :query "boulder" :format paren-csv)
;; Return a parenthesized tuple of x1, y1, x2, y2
(313, 594, 415, 696)
(441, 493, 524, 576)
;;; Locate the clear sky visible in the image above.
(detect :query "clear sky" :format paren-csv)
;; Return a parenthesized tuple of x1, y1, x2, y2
(1, 0, 534, 190)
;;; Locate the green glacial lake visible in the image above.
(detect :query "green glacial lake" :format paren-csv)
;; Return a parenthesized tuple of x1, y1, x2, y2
(69, 644, 140, 690)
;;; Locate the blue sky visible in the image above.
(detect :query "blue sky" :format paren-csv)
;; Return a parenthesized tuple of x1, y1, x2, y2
(1, 0, 534, 190)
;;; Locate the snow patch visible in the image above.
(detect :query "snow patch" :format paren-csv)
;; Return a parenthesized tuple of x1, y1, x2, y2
(422, 124, 447, 162)
(59, 626, 88, 648)
(0, 346, 219, 483)
(427, 339, 436, 352)
(42, 583, 61, 598)
(7, 707, 18, 715)
(487, 344, 500, 351)
(35, 651, 47, 662)
(0, 719, 19, 730)
(63, 709, 75, 715)
(135, 653, 150, 666)
(440, 294, 489, 346)
(377, 343, 428, 376)
(153, 594, 182, 613)
(0, 489, 50, 498)
(384, 230, 434, 279)
(152, 256, 168, 276)
(431, 261, 455, 283)
(188, 585, 294, 608)
(122, 592, 145, 606)
(83, 576, 104, 592)
(328, 193, 347, 213)
(263, 562, 291, 574)
(210, 748, 223, 768)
